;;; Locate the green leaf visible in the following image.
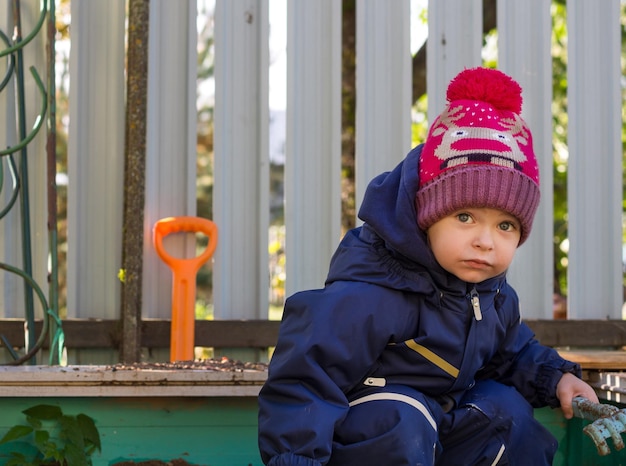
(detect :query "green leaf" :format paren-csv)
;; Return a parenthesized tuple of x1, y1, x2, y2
(77, 414, 101, 452)
(22, 405, 63, 422)
(0, 425, 33, 443)
(39, 439, 60, 460)
(5, 452, 28, 466)
(4, 404, 101, 465)
(33, 429, 50, 451)
(64, 442, 90, 466)
(59, 416, 83, 448)
(23, 414, 42, 431)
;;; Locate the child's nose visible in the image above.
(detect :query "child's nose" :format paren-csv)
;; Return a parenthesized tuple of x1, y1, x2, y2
(473, 227, 494, 250)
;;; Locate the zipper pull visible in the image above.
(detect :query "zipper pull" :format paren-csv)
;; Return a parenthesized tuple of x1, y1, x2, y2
(470, 288, 483, 321)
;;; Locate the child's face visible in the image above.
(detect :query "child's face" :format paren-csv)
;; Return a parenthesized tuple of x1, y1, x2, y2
(427, 207, 521, 284)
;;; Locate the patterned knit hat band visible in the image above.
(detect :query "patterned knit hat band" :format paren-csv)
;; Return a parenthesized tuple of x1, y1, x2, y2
(416, 164, 540, 245)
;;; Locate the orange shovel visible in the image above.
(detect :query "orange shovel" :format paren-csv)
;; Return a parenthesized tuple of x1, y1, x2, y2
(153, 216, 218, 361)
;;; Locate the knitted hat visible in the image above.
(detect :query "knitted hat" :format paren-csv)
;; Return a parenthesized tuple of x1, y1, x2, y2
(416, 67, 540, 245)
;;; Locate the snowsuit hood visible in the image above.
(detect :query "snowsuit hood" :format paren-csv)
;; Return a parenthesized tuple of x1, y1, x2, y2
(327, 144, 477, 295)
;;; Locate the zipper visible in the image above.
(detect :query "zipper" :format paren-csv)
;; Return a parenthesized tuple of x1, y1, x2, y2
(470, 287, 483, 321)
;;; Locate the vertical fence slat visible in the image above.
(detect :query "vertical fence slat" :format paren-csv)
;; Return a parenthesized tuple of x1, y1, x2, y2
(66, 0, 126, 319)
(214, 0, 270, 320)
(355, 0, 411, 213)
(0, 0, 48, 319)
(284, 0, 342, 295)
(426, 0, 482, 119)
(0, 3, 16, 314)
(567, 0, 623, 319)
(498, 0, 554, 319)
(142, 0, 198, 321)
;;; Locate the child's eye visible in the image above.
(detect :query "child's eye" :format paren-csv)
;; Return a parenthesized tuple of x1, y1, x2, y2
(456, 213, 471, 223)
(499, 221, 516, 231)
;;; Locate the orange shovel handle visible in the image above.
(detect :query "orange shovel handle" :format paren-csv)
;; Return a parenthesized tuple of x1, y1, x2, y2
(153, 216, 218, 361)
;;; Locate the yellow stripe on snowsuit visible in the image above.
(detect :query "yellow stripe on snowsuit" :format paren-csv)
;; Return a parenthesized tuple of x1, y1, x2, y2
(405, 340, 460, 378)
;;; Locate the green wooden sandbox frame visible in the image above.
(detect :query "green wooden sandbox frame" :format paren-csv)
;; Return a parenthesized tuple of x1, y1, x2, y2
(0, 366, 625, 466)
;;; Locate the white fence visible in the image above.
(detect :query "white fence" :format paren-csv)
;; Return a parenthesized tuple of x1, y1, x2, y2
(1, 1, 623, 337)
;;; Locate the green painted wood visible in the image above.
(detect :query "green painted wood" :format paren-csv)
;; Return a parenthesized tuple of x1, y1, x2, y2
(2, 396, 626, 465)
(534, 407, 626, 466)
(0, 397, 263, 466)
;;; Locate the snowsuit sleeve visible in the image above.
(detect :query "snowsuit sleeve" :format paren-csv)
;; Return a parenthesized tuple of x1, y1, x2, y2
(476, 289, 581, 408)
(258, 282, 410, 466)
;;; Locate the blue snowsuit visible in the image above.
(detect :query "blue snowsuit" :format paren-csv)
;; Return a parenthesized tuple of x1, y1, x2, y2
(258, 145, 580, 466)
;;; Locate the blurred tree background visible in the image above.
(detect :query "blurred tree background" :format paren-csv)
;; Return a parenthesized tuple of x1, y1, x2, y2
(51, 0, 625, 317)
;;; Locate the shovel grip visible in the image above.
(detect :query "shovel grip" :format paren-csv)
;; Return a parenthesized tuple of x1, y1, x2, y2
(153, 216, 218, 273)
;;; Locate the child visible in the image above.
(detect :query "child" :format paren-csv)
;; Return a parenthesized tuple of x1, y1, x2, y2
(258, 67, 598, 466)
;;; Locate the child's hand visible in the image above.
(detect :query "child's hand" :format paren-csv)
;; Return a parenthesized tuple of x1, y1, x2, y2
(556, 372, 599, 419)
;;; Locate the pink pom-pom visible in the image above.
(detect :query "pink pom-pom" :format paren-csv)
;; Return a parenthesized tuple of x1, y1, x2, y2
(446, 67, 522, 114)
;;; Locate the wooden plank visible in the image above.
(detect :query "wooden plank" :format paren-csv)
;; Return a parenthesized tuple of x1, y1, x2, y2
(557, 350, 626, 371)
(0, 319, 281, 349)
(525, 319, 626, 348)
(3, 319, 626, 351)
(141, 319, 281, 348)
(0, 365, 266, 397)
